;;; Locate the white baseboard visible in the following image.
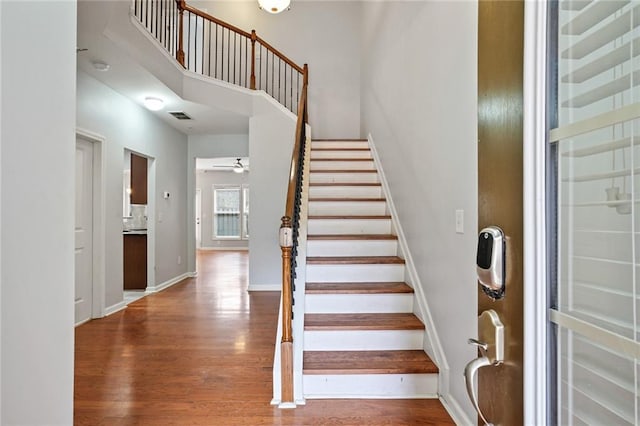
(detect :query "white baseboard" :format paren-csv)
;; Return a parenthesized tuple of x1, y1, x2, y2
(248, 284, 281, 292)
(197, 246, 249, 251)
(440, 394, 473, 426)
(146, 272, 192, 293)
(104, 300, 127, 317)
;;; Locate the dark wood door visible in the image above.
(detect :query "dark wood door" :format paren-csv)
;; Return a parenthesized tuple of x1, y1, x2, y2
(477, 0, 524, 424)
(123, 234, 147, 290)
(130, 153, 148, 205)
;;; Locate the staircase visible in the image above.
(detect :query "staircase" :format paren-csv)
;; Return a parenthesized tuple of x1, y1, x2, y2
(302, 139, 439, 399)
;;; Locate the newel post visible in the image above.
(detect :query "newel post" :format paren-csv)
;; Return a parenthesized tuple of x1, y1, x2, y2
(176, 0, 186, 67)
(250, 30, 257, 90)
(279, 215, 294, 404)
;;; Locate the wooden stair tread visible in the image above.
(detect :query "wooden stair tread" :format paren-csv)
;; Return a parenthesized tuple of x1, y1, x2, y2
(311, 158, 373, 162)
(306, 282, 413, 294)
(303, 350, 438, 375)
(305, 313, 424, 330)
(312, 138, 368, 142)
(307, 234, 397, 240)
(311, 148, 370, 152)
(307, 256, 405, 265)
(309, 183, 381, 187)
(308, 197, 386, 202)
(310, 169, 377, 173)
(308, 215, 391, 220)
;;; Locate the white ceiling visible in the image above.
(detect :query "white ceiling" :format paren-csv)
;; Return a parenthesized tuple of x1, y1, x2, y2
(76, 0, 250, 135)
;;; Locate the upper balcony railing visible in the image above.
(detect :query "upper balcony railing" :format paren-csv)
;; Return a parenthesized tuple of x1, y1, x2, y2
(133, 0, 306, 114)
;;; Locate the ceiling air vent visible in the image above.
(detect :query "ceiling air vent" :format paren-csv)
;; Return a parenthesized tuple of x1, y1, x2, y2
(169, 111, 192, 120)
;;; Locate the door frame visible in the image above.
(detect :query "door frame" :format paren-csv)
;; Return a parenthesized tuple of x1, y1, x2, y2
(522, 1, 548, 424)
(195, 188, 202, 249)
(76, 128, 106, 319)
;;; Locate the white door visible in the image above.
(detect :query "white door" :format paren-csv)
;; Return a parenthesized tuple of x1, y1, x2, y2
(195, 188, 202, 248)
(75, 137, 94, 324)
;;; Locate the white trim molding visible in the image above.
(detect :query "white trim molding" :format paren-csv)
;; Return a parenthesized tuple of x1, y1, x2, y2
(104, 301, 127, 317)
(248, 284, 281, 292)
(367, 134, 468, 423)
(197, 246, 249, 251)
(523, 1, 548, 425)
(145, 272, 192, 294)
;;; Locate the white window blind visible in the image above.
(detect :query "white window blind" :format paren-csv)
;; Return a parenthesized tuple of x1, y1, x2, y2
(552, 1, 640, 424)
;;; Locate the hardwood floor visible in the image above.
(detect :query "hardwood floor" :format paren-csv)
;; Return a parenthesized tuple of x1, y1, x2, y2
(75, 250, 454, 425)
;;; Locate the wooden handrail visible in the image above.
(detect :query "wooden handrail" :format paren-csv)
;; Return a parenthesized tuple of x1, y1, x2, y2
(255, 35, 305, 74)
(181, 3, 252, 38)
(278, 64, 308, 404)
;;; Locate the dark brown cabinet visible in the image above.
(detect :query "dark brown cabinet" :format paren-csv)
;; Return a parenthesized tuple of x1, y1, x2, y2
(130, 153, 148, 204)
(123, 234, 147, 290)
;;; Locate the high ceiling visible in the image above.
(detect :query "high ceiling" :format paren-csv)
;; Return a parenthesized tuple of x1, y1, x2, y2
(76, 0, 250, 135)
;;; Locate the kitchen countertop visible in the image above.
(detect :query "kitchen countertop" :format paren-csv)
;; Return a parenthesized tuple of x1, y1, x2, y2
(123, 230, 147, 235)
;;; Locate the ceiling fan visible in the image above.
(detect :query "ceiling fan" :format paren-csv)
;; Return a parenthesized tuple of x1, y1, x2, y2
(206, 158, 248, 173)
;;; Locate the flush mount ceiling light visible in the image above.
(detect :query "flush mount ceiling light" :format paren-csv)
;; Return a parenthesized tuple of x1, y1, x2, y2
(233, 158, 245, 173)
(258, 0, 290, 14)
(143, 97, 164, 111)
(92, 61, 110, 72)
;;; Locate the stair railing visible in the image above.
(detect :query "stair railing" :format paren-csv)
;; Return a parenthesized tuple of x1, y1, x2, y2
(132, 0, 305, 113)
(278, 69, 308, 404)
(133, 0, 309, 405)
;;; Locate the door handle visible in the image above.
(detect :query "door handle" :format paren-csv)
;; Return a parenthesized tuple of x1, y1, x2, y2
(464, 309, 504, 426)
(464, 356, 493, 426)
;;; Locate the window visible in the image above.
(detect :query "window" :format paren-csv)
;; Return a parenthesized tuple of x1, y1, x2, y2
(212, 185, 249, 239)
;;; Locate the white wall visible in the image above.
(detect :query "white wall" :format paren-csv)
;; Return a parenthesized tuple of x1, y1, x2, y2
(187, 134, 249, 271)
(360, 2, 478, 421)
(248, 97, 296, 290)
(77, 70, 189, 309)
(1, 1, 76, 423)
(191, 0, 362, 139)
(196, 169, 249, 249)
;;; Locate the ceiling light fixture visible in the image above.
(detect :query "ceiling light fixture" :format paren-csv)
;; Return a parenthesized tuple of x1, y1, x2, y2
(258, 0, 290, 14)
(144, 97, 164, 111)
(233, 158, 245, 173)
(92, 61, 110, 72)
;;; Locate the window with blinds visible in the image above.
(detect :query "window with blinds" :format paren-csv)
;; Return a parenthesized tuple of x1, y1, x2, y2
(552, 1, 640, 425)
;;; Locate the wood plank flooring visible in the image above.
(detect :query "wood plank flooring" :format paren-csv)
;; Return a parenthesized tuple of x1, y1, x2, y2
(75, 250, 454, 425)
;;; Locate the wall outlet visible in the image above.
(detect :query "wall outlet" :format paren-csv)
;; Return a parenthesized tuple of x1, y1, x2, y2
(455, 209, 464, 234)
(177, 256, 182, 265)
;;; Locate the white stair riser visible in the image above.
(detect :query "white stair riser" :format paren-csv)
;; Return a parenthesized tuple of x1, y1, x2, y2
(305, 294, 413, 314)
(310, 160, 375, 170)
(308, 218, 391, 235)
(304, 330, 423, 350)
(312, 141, 369, 150)
(306, 263, 404, 283)
(309, 201, 387, 216)
(310, 172, 379, 184)
(311, 150, 372, 160)
(307, 239, 398, 257)
(309, 186, 383, 199)
(303, 374, 438, 399)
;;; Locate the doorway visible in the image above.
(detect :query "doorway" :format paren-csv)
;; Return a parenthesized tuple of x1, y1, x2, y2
(75, 130, 105, 325)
